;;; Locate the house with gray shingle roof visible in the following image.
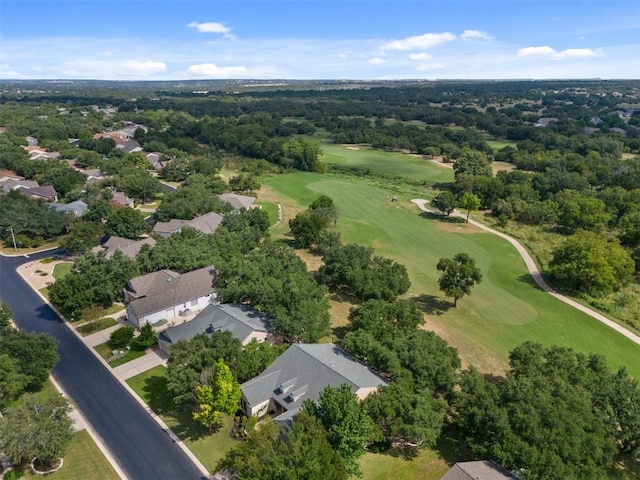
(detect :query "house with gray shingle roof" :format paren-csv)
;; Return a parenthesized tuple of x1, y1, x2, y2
(158, 303, 272, 353)
(19, 185, 58, 202)
(51, 200, 88, 217)
(124, 265, 217, 328)
(152, 211, 224, 238)
(218, 193, 256, 212)
(95, 235, 156, 259)
(240, 343, 388, 424)
(440, 460, 517, 480)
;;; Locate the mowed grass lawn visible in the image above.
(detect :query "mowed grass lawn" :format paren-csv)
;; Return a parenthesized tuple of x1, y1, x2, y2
(126, 366, 237, 473)
(52, 262, 72, 280)
(321, 142, 454, 184)
(265, 173, 640, 379)
(20, 430, 119, 480)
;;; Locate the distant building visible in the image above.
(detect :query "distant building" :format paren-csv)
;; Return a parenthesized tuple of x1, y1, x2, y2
(51, 200, 88, 217)
(440, 461, 518, 480)
(152, 212, 224, 238)
(95, 235, 156, 259)
(534, 117, 558, 127)
(218, 193, 256, 212)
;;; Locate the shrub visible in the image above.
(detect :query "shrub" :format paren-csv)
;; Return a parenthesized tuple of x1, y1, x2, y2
(109, 326, 134, 348)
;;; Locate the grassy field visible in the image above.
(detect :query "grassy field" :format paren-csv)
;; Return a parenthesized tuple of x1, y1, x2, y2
(264, 173, 640, 378)
(485, 138, 518, 152)
(94, 342, 147, 367)
(258, 201, 280, 226)
(320, 142, 454, 184)
(52, 262, 72, 280)
(126, 366, 237, 473)
(18, 430, 119, 480)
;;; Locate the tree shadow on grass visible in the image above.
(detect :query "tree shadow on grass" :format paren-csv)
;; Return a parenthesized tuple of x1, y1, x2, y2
(418, 211, 466, 224)
(516, 273, 546, 292)
(142, 375, 175, 413)
(166, 409, 216, 442)
(411, 294, 452, 316)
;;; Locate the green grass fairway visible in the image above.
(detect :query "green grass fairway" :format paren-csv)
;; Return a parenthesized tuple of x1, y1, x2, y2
(20, 430, 119, 480)
(258, 201, 280, 226)
(265, 173, 640, 378)
(321, 142, 454, 184)
(485, 139, 518, 152)
(126, 366, 237, 473)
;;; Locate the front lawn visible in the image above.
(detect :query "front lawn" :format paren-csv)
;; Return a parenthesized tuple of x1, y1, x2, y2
(93, 342, 147, 367)
(258, 201, 280, 226)
(76, 317, 118, 336)
(126, 366, 237, 472)
(19, 430, 119, 480)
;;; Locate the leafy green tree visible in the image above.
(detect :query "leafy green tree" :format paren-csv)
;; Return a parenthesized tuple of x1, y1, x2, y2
(303, 384, 380, 477)
(0, 302, 11, 330)
(309, 195, 338, 226)
(60, 220, 104, 255)
(289, 210, 329, 248)
(0, 191, 67, 242)
(211, 358, 242, 416)
(453, 149, 492, 177)
(115, 169, 161, 203)
(0, 354, 29, 409)
(349, 299, 423, 339)
(318, 243, 410, 301)
(104, 207, 148, 239)
(549, 231, 634, 296)
(155, 182, 232, 221)
(133, 323, 157, 349)
(365, 380, 447, 447)
(109, 326, 134, 348)
(229, 173, 260, 194)
(554, 189, 611, 234)
(619, 209, 640, 247)
(218, 416, 348, 480)
(49, 251, 140, 317)
(436, 253, 483, 307)
(192, 385, 222, 431)
(0, 394, 73, 468)
(431, 191, 457, 217)
(235, 340, 286, 384)
(166, 332, 242, 406)
(457, 192, 481, 222)
(0, 330, 58, 390)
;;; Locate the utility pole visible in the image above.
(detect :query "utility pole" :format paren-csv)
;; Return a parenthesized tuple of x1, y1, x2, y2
(6, 227, 17, 252)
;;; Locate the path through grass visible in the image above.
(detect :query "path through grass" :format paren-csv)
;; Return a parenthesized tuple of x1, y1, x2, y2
(265, 173, 640, 378)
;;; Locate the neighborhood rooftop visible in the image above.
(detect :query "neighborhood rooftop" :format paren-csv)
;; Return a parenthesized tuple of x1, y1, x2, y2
(240, 343, 388, 422)
(440, 460, 518, 480)
(158, 303, 271, 347)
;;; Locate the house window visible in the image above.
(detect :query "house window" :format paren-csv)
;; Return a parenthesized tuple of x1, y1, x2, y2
(190, 299, 198, 307)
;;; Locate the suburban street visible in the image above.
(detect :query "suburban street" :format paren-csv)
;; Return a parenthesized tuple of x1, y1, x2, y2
(0, 251, 206, 480)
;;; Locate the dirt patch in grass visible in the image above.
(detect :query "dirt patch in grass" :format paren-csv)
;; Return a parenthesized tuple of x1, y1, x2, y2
(491, 161, 516, 174)
(434, 220, 483, 234)
(294, 248, 324, 273)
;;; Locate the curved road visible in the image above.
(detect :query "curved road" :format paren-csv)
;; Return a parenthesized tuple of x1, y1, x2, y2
(412, 199, 640, 347)
(0, 251, 206, 480)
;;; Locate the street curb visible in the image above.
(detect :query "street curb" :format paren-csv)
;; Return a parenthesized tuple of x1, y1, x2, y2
(17, 262, 212, 479)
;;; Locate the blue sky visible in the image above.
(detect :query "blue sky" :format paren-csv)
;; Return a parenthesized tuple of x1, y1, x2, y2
(1, 1, 639, 80)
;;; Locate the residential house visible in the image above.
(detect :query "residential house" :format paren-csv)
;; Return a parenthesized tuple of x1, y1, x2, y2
(0, 170, 25, 182)
(158, 303, 272, 353)
(440, 460, 518, 480)
(534, 117, 558, 127)
(51, 200, 88, 217)
(218, 193, 256, 212)
(24, 146, 61, 161)
(115, 140, 143, 154)
(25, 135, 38, 146)
(111, 191, 134, 207)
(1, 179, 40, 193)
(610, 127, 628, 136)
(94, 235, 156, 259)
(240, 343, 388, 424)
(19, 185, 58, 202)
(124, 265, 217, 328)
(152, 211, 224, 238)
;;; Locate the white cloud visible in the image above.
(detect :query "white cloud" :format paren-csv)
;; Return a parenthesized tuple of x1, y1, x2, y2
(46, 60, 167, 78)
(186, 63, 247, 77)
(553, 48, 600, 59)
(409, 53, 431, 61)
(461, 30, 493, 41)
(518, 46, 601, 60)
(380, 32, 456, 51)
(187, 21, 234, 39)
(368, 58, 386, 64)
(416, 62, 448, 72)
(518, 46, 556, 56)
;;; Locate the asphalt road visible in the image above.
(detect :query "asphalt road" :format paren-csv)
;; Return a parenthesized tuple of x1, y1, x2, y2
(0, 251, 206, 480)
